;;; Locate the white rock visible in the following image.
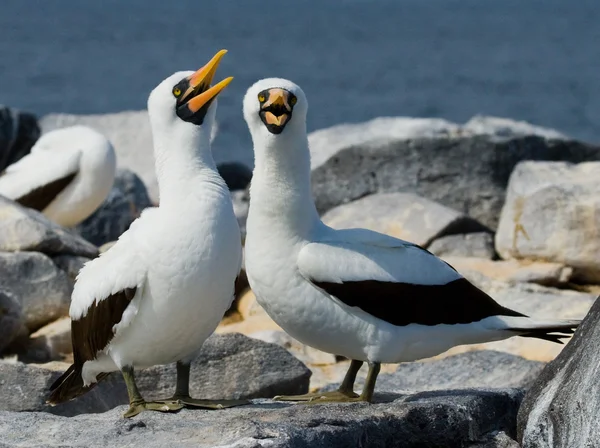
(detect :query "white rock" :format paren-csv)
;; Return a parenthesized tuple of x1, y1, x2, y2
(464, 115, 568, 140)
(495, 161, 600, 282)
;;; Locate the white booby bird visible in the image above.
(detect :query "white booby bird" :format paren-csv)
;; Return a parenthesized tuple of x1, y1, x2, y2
(242, 78, 580, 403)
(0, 125, 116, 227)
(48, 50, 245, 417)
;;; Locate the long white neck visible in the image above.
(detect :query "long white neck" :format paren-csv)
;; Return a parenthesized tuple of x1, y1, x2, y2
(248, 125, 321, 240)
(152, 121, 226, 206)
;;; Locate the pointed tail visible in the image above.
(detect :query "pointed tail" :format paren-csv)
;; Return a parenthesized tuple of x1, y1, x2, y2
(507, 319, 580, 344)
(47, 363, 107, 405)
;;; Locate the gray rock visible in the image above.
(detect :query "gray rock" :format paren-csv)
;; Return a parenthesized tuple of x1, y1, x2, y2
(0, 290, 25, 353)
(51, 255, 89, 284)
(0, 389, 523, 447)
(321, 192, 487, 247)
(249, 330, 337, 367)
(518, 295, 600, 448)
(496, 161, 600, 283)
(41, 112, 218, 204)
(231, 189, 250, 242)
(217, 162, 253, 191)
(0, 106, 40, 172)
(137, 333, 310, 401)
(16, 317, 72, 363)
(376, 351, 544, 392)
(463, 115, 568, 140)
(310, 135, 600, 229)
(0, 252, 72, 331)
(0, 195, 98, 258)
(75, 169, 152, 246)
(0, 334, 310, 417)
(470, 431, 520, 448)
(428, 232, 496, 259)
(0, 360, 126, 417)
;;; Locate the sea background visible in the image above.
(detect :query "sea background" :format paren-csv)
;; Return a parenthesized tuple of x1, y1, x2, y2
(1, 0, 599, 167)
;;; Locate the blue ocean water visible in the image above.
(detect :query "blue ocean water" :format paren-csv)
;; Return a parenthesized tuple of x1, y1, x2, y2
(1, 0, 599, 166)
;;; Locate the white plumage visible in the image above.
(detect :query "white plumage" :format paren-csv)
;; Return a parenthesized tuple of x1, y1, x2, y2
(242, 78, 579, 402)
(49, 51, 242, 417)
(0, 125, 116, 227)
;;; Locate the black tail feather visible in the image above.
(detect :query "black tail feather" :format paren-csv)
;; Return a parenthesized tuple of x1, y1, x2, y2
(510, 322, 579, 345)
(47, 363, 108, 405)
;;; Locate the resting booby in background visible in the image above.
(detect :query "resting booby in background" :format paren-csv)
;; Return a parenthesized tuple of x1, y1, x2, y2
(242, 78, 580, 403)
(0, 125, 116, 227)
(48, 50, 245, 417)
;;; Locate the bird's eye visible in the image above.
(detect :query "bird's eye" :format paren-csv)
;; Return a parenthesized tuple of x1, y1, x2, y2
(258, 94, 266, 103)
(290, 96, 297, 106)
(173, 87, 182, 97)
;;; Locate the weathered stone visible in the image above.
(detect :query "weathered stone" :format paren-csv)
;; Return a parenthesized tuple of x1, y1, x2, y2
(438, 271, 594, 362)
(0, 106, 40, 172)
(41, 112, 218, 204)
(310, 135, 600, 229)
(249, 330, 337, 367)
(18, 317, 72, 363)
(231, 189, 250, 243)
(375, 351, 544, 392)
(321, 192, 487, 247)
(443, 256, 573, 287)
(76, 169, 152, 246)
(137, 333, 310, 401)
(0, 252, 72, 331)
(463, 115, 568, 140)
(0, 389, 523, 447)
(217, 162, 253, 191)
(0, 360, 127, 417)
(496, 161, 600, 283)
(51, 254, 89, 284)
(518, 295, 600, 447)
(0, 195, 98, 258)
(470, 431, 520, 448)
(0, 290, 25, 353)
(428, 232, 496, 259)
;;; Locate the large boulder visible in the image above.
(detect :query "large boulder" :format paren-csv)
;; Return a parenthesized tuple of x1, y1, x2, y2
(428, 232, 496, 259)
(0, 389, 523, 447)
(321, 192, 487, 247)
(0, 252, 72, 331)
(0, 290, 26, 353)
(517, 296, 600, 447)
(496, 161, 600, 283)
(0, 106, 40, 172)
(309, 134, 600, 229)
(0, 196, 98, 258)
(0, 334, 310, 416)
(75, 169, 152, 246)
(40, 112, 219, 204)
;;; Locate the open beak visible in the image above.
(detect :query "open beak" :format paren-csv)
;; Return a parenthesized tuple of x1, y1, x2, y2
(176, 49, 233, 124)
(259, 88, 296, 134)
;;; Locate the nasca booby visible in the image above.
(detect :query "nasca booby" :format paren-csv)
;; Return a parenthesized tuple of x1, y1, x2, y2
(47, 50, 245, 417)
(242, 78, 580, 403)
(0, 125, 116, 227)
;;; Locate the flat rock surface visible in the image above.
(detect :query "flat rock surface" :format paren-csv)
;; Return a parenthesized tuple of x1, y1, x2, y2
(496, 161, 600, 283)
(321, 192, 487, 247)
(75, 169, 152, 246)
(518, 296, 600, 448)
(0, 389, 523, 448)
(0, 334, 310, 417)
(0, 251, 72, 331)
(428, 232, 496, 259)
(0, 196, 98, 258)
(310, 135, 600, 229)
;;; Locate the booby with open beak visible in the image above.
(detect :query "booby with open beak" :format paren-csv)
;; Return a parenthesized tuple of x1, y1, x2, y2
(0, 125, 116, 227)
(48, 50, 245, 417)
(242, 78, 580, 404)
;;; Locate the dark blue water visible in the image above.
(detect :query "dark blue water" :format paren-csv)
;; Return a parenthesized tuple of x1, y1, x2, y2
(1, 0, 599, 166)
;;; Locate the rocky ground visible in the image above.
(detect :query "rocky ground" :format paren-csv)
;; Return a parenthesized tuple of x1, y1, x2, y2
(1, 110, 599, 447)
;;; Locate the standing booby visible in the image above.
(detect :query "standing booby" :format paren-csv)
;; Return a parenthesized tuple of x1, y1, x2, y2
(0, 125, 116, 227)
(242, 78, 580, 403)
(48, 50, 245, 418)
